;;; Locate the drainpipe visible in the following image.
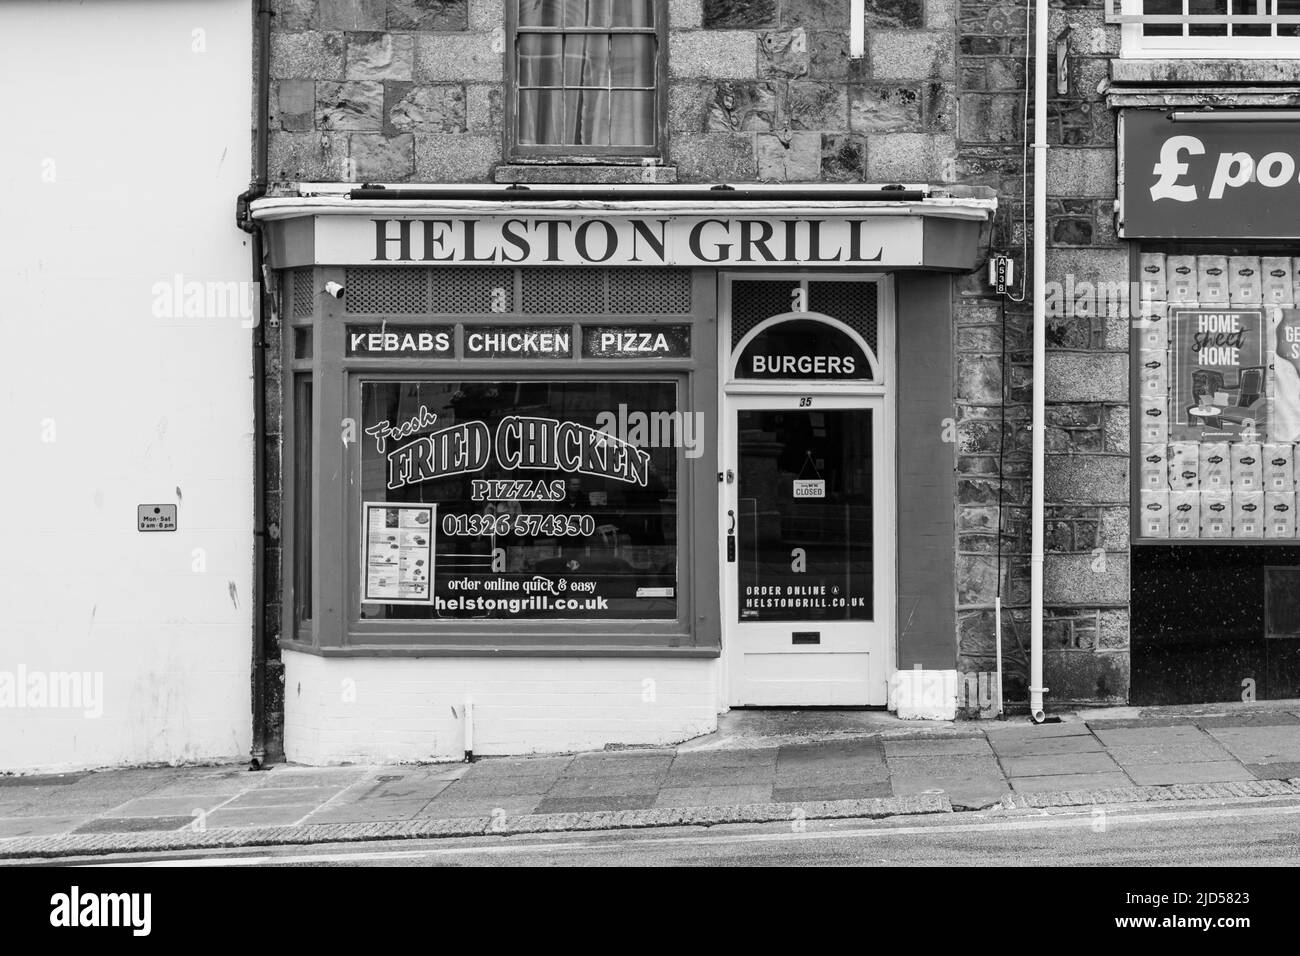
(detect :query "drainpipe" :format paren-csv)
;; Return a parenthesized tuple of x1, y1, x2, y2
(237, 0, 274, 768)
(1029, 0, 1049, 723)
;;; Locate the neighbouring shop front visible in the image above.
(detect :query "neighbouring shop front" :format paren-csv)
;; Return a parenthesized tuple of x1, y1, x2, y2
(1121, 109, 1300, 703)
(253, 186, 993, 763)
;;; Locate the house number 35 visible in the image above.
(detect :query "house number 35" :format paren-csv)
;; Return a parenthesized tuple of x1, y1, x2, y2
(799, 396, 813, 407)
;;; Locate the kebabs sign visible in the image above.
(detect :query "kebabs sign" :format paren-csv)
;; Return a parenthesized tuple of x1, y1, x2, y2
(314, 215, 924, 267)
(1122, 109, 1300, 238)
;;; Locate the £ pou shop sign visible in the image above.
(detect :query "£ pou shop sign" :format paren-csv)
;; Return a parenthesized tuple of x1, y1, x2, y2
(312, 215, 925, 267)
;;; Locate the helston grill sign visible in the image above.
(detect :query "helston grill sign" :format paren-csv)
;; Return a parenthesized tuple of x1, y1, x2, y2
(312, 215, 926, 267)
(1122, 109, 1300, 239)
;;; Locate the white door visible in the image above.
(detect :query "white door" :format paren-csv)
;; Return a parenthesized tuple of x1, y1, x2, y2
(723, 392, 892, 705)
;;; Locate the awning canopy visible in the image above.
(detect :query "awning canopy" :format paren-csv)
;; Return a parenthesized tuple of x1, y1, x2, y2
(252, 184, 996, 273)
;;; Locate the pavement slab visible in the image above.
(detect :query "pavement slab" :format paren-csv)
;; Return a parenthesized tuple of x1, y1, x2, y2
(204, 806, 320, 828)
(0, 816, 85, 839)
(986, 733, 1106, 758)
(653, 785, 774, 808)
(219, 786, 345, 808)
(663, 763, 776, 786)
(72, 816, 193, 834)
(884, 738, 994, 757)
(534, 794, 658, 813)
(1090, 725, 1211, 747)
(1009, 771, 1132, 792)
(1105, 741, 1236, 765)
(1204, 726, 1300, 763)
(566, 753, 675, 776)
(1246, 761, 1300, 779)
(1001, 752, 1122, 777)
(418, 794, 543, 817)
(299, 799, 433, 824)
(1123, 762, 1257, 785)
(983, 720, 1092, 738)
(1193, 712, 1300, 728)
(771, 781, 894, 802)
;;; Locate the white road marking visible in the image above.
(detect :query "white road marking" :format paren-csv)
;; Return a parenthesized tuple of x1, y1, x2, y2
(80, 799, 1300, 866)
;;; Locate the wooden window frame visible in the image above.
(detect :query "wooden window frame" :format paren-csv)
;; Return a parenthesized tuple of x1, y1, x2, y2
(504, 0, 669, 163)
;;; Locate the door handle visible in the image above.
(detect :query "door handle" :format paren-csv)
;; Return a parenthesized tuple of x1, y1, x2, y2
(726, 509, 736, 562)
(727, 509, 735, 535)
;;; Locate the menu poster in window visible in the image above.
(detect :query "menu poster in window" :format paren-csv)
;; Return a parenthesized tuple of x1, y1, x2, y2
(361, 502, 436, 605)
(1170, 308, 1269, 442)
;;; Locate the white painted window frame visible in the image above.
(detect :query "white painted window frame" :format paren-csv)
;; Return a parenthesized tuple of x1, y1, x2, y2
(1109, 0, 1300, 57)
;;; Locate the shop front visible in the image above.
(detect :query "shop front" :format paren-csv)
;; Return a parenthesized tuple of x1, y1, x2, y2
(1120, 109, 1300, 702)
(253, 186, 993, 763)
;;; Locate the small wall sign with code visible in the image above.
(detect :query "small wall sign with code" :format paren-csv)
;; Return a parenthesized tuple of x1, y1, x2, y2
(138, 504, 177, 532)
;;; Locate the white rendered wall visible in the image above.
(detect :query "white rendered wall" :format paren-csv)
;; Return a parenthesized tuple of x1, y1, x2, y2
(0, 2, 255, 771)
(283, 651, 721, 764)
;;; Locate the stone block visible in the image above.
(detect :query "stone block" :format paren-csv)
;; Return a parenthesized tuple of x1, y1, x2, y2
(671, 30, 757, 79)
(669, 81, 710, 132)
(385, 83, 466, 133)
(1044, 454, 1127, 503)
(346, 32, 414, 80)
(671, 132, 755, 181)
(388, 0, 469, 30)
(1045, 353, 1128, 403)
(414, 133, 498, 181)
(273, 0, 319, 31)
(959, 93, 1023, 144)
(1048, 148, 1115, 198)
(758, 28, 809, 78)
(925, 0, 956, 28)
(865, 131, 955, 183)
(820, 133, 865, 181)
(870, 30, 954, 81)
(468, 0, 501, 31)
(349, 132, 415, 179)
(849, 85, 922, 133)
(1044, 553, 1129, 604)
(756, 131, 822, 181)
(465, 84, 502, 132)
(957, 355, 1002, 403)
(1043, 649, 1130, 702)
(704, 0, 776, 28)
(1045, 247, 1128, 286)
(269, 130, 347, 181)
(786, 81, 848, 131)
(271, 31, 345, 79)
(669, 0, 704, 29)
(319, 0, 386, 30)
(415, 32, 503, 81)
(276, 80, 317, 131)
(808, 30, 865, 80)
(317, 81, 384, 130)
(707, 82, 779, 132)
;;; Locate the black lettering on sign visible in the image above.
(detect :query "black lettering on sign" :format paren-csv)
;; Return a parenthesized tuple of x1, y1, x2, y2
(346, 325, 455, 356)
(582, 325, 691, 359)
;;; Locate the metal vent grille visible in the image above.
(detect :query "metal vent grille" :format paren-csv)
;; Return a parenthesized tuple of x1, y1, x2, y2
(521, 267, 602, 314)
(430, 268, 515, 314)
(344, 267, 427, 313)
(608, 268, 692, 314)
(809, 281, 879, 355)
(730, 280, 799, 348)
(291, 269, 314, 317)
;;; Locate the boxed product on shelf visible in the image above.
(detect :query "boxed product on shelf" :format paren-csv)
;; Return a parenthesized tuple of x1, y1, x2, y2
(1140, 443, 1168, 490)
(1201, 489, 1232, 538)
(1266, 491, 1297, 538)
(1228, 256, 1263, 304)
(1140, 490, 1170, 537)
(1230, 441, 1263, 490)
(1196, 255, 1230, 304)
(1199, 441, 1231, 490)
(1138, 397, 1169, 442)
(1137, 351, 1168, 400)
(1262, 257, 1293, 304)
(1135, 304, 1169, 349)
(1167, 441, 1199, 489)
(1233, 490, 1264, 538)
(1170, 490, 1200, 538)
(1139, 253, 1168, 303)
(1167, 256, 1198, 304)
(1263, 442, 1295, 491)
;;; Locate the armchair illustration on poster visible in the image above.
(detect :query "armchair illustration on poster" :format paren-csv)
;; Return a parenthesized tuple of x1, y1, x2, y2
(1170, 308, 1269, 442)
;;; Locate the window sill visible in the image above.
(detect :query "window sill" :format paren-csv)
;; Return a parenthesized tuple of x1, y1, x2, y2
(494, 163, 678, 185)
(1111, 58, 1300, 85)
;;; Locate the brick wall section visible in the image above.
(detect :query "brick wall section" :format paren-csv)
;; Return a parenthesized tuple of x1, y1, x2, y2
(953, 0, 1129, 708)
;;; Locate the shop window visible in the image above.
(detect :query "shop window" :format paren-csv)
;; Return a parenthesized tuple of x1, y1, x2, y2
(1134, 250, 1300, 542)
(1111, 0, 1300, 57)
(358, 379, 680, 621)
(508, 0, 664, 159)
